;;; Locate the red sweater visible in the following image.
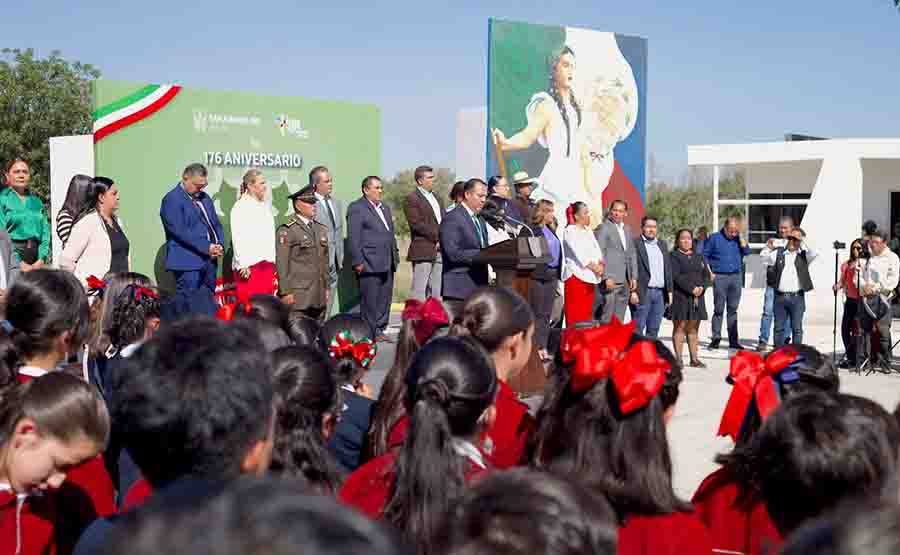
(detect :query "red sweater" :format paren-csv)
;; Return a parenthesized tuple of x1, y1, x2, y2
(385, 381, 533, 469)
(0, 489, 58, 555)
(16, 371, 116, 545)
(618, 511, 712, 555)
(339, 450, 487, 519)
(692, 467, 782, 555)
(121, 479, 153, 512)
(482, 381, 533, 469)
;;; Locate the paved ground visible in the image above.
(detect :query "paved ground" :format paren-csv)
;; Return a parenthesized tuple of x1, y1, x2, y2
(360, 289, 900, 498)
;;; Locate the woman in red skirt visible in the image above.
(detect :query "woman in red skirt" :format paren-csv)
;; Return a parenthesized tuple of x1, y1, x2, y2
(339, 335, 497, 553)
(561, 202, 604, 326)
(230, 169, 277, 302)
(531, 320, 711, 555)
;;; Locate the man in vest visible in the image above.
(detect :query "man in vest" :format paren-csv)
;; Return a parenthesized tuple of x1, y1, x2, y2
(761, 227, 817, 347)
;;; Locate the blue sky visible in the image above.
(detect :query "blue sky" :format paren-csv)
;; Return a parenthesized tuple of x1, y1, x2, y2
(7, 0, 900, 183)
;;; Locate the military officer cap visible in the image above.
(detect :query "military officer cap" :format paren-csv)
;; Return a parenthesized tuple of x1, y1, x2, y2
(288, 185, 318, 204)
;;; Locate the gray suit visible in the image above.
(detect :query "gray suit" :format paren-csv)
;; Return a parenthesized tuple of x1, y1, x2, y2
(313, 193, 344, 316)
(0, 229, 18, 289)
(593, 219, 638, 323)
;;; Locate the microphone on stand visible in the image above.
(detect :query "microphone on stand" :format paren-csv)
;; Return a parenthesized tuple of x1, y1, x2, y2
(504, 214, 533, 236)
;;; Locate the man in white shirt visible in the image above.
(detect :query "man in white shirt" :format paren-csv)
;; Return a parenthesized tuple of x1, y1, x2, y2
(761, 227, 817, 347)
(311, 166, 344, 316)
(856, 230, 900, 370)
(403, 165, 444, 300)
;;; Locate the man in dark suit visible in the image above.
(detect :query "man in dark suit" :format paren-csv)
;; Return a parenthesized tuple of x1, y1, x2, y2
(160, 163, 225, 317)
(347, 175, 399, 342)
(404, 165, 444, 300)
(593, 199, 638, 323)
(487, 175, 524, 224)
(632, 215, 672, 339)
(440, 178, 489, 317)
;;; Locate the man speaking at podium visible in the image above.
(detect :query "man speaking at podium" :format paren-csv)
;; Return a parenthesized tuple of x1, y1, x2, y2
(440, 178, 489, 317)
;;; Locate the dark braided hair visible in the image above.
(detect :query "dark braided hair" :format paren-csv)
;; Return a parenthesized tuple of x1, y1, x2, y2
(548, 46, 582, 157)
(270, 346, 344, 493)
(106, 284, 160, 353)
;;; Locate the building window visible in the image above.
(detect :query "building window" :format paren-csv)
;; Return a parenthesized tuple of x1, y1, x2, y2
(747, 193, 810, 244)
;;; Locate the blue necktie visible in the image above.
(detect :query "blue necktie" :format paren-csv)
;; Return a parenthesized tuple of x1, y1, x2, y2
(472, 215, 485, 248)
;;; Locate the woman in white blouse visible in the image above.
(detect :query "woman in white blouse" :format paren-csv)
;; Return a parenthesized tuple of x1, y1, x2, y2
(562, 201, 604, 325)
(230, 169, 277, 302)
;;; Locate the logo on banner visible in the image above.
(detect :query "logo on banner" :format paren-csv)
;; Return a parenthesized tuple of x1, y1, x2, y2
(192, 111, 261, 134)
(193, 110, 209, 134)
(275, 114, 310, 139)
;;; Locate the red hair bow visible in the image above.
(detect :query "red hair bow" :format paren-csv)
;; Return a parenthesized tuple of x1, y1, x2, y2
(215, 301, 251, 322)
(402, 298, 449, 345)
(329, 330, 377, 369)
(86, 275, 107, 293)
(609, 340, 671, 414)
(560, 317, 635, 393)
(134, 286, 158, 301)
(717, 347, 798, 441)
(565, 204, 576, 225)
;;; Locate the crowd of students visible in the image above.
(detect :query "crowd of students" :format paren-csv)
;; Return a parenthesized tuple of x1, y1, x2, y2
(1, 266, 900, 555)
(2, 159, 900, 555)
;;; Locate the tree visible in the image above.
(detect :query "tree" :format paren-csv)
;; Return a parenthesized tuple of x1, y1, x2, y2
(645, 173, 746, 243)
(382, 167, 455, 236)
(0, 48, 100, 201)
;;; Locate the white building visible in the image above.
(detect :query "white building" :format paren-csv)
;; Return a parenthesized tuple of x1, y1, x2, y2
(688, 139, 900, 312)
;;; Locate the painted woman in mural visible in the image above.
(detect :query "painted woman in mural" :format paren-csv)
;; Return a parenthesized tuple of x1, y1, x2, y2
(492, 46, 584, 211)
(491, 28, 640, 227)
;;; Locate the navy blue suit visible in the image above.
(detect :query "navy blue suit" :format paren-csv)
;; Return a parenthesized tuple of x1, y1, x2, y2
(440, 204, 489, 301)
(346, 196, 399, 334)
(160, 183, 224, 317)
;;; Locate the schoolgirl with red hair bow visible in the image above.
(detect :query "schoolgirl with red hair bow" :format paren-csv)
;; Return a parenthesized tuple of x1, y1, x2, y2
(692, 344, 839, 555)
(366, 298, 449, 461)
(317, 314, 379, 474)
(531, 318, 712, 555)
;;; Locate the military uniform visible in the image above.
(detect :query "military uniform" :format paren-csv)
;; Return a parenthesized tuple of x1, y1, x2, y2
(276, 189, 330, 321)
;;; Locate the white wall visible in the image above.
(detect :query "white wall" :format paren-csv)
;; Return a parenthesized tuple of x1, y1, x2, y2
(49, 136, 94, 262)
(455, 107, 486, 180)
(744, 160, 821, 196)
(861, 159, 900, 232)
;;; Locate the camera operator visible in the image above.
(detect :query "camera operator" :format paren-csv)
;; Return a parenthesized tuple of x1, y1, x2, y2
(856, 229, 900, 371)
(833, 238, 863, 368)
(761, 227, 816, 347)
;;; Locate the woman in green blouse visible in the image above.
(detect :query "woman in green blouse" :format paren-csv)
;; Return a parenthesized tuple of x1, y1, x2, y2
(1, 158, 50, 271)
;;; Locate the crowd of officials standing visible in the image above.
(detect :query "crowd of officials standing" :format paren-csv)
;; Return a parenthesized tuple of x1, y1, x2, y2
(2, 155, 900, 555)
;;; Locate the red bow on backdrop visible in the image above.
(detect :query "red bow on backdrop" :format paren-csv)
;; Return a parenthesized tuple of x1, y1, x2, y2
(402, 298, 449, 345)
(560, 317, 635, 393)
(215, 301, 252, 322)
(329, 330, 377, 369)
(717, 347, 798, 441)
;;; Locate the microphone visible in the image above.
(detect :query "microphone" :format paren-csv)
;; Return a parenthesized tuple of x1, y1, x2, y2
(504, 214, 534, 236)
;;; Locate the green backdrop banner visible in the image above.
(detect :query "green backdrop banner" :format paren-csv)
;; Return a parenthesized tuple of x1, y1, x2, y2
(92, 79, 380, 309)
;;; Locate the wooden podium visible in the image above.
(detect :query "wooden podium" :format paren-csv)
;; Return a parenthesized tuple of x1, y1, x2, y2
(474, 236, 551, 396)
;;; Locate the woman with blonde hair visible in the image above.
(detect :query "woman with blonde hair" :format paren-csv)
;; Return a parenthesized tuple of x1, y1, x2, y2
(521, 199, 561, 357)
(230, 169, 277, 302)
